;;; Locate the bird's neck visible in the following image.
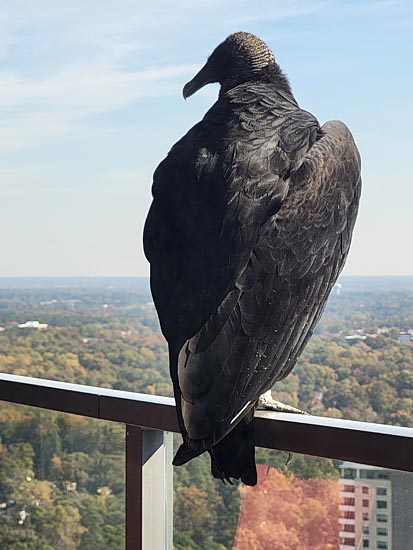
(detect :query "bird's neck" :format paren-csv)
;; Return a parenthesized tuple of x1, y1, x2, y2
(258, 66, 293, 95)
(220, 64, 293, 97)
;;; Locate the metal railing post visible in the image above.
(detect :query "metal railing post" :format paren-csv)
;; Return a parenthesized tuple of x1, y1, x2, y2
(126, 425, 143, 550)
(126, 425, 173, 550)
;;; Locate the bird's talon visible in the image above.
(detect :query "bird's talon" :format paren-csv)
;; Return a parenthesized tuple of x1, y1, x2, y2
(257, 391, 308, 415)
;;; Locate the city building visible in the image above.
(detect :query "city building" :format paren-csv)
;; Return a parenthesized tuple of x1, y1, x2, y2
(17, 320, 48, 329)
(398, 332, 412, 345)
(339, 461, 413, 549)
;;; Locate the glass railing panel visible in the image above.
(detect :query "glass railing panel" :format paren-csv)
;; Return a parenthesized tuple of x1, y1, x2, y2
(173, 448, 413, 550)
(0, 401, 125, 550)
(173, 444, 241, 550)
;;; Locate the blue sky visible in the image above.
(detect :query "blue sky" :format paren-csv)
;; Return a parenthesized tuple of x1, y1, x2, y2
(0, 0, 412, 276)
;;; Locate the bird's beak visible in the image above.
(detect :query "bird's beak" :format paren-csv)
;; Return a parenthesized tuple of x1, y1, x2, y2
(183, 62, 216, 99)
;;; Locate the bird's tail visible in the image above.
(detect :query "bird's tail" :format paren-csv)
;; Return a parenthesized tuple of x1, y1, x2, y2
(209, 413, 257, 486)
(173, 410, 257, 486)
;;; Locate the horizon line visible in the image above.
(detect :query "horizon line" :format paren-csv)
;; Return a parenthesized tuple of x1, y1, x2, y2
(1, 274, 413, 279)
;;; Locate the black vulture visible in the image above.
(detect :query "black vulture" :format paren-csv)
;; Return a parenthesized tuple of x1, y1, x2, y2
(143, 32, 361, 486)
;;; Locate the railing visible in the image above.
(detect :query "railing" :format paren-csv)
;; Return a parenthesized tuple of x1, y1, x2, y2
(1, 372, 413, 549)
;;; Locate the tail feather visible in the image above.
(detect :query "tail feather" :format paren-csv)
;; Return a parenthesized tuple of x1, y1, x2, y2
(209, 415, 257, 486)
(173, 411, 257, 486)
(173, 439, 205, 466)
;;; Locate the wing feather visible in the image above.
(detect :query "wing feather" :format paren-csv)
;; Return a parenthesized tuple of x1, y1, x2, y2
(144, 86, 307, 348)
(144, 77, 361, 452)
(176, 119, 361, 447)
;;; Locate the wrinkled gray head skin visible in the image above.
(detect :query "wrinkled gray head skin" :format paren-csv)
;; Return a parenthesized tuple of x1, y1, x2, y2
(183, 32, 277, 99)
(222, 31, 275, 77)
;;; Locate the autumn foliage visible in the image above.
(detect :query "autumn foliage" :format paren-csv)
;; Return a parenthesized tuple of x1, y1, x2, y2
(234, 464, 340, 550)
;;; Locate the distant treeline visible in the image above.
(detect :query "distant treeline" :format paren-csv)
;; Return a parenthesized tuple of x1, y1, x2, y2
(2, 275, 413, 292)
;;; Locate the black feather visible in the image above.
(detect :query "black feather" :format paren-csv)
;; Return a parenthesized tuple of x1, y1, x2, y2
(210, 413, 257, 486)
(143, 32, 361, 485)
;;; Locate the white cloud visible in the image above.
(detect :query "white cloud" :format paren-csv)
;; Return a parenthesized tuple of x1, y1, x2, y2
(1, 0, 408, 151)
(0, 64, 196, 150)
(0, 0, 324, 150)
(0, 0, 411, 276)
(0, 2, 201, 149)
(0, 65, 197, 109)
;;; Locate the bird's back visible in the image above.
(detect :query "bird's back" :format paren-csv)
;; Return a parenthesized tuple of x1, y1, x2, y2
(144, 70, 361, 485)
(144, 83, 319, 348)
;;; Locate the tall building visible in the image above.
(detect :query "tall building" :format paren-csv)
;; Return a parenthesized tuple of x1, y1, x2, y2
(339, 461, 413, 550)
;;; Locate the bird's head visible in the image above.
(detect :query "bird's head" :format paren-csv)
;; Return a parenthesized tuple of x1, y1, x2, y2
(183, 32, 278, 99)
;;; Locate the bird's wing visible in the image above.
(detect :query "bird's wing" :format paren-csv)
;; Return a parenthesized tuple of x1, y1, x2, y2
(176, 119, 361, 449)
(144, 90, 316, 349)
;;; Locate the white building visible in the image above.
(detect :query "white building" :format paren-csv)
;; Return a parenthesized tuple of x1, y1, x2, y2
(17, 320, 48, 330)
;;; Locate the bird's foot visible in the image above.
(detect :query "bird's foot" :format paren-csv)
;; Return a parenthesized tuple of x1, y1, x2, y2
(257, 390, 308, 415)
